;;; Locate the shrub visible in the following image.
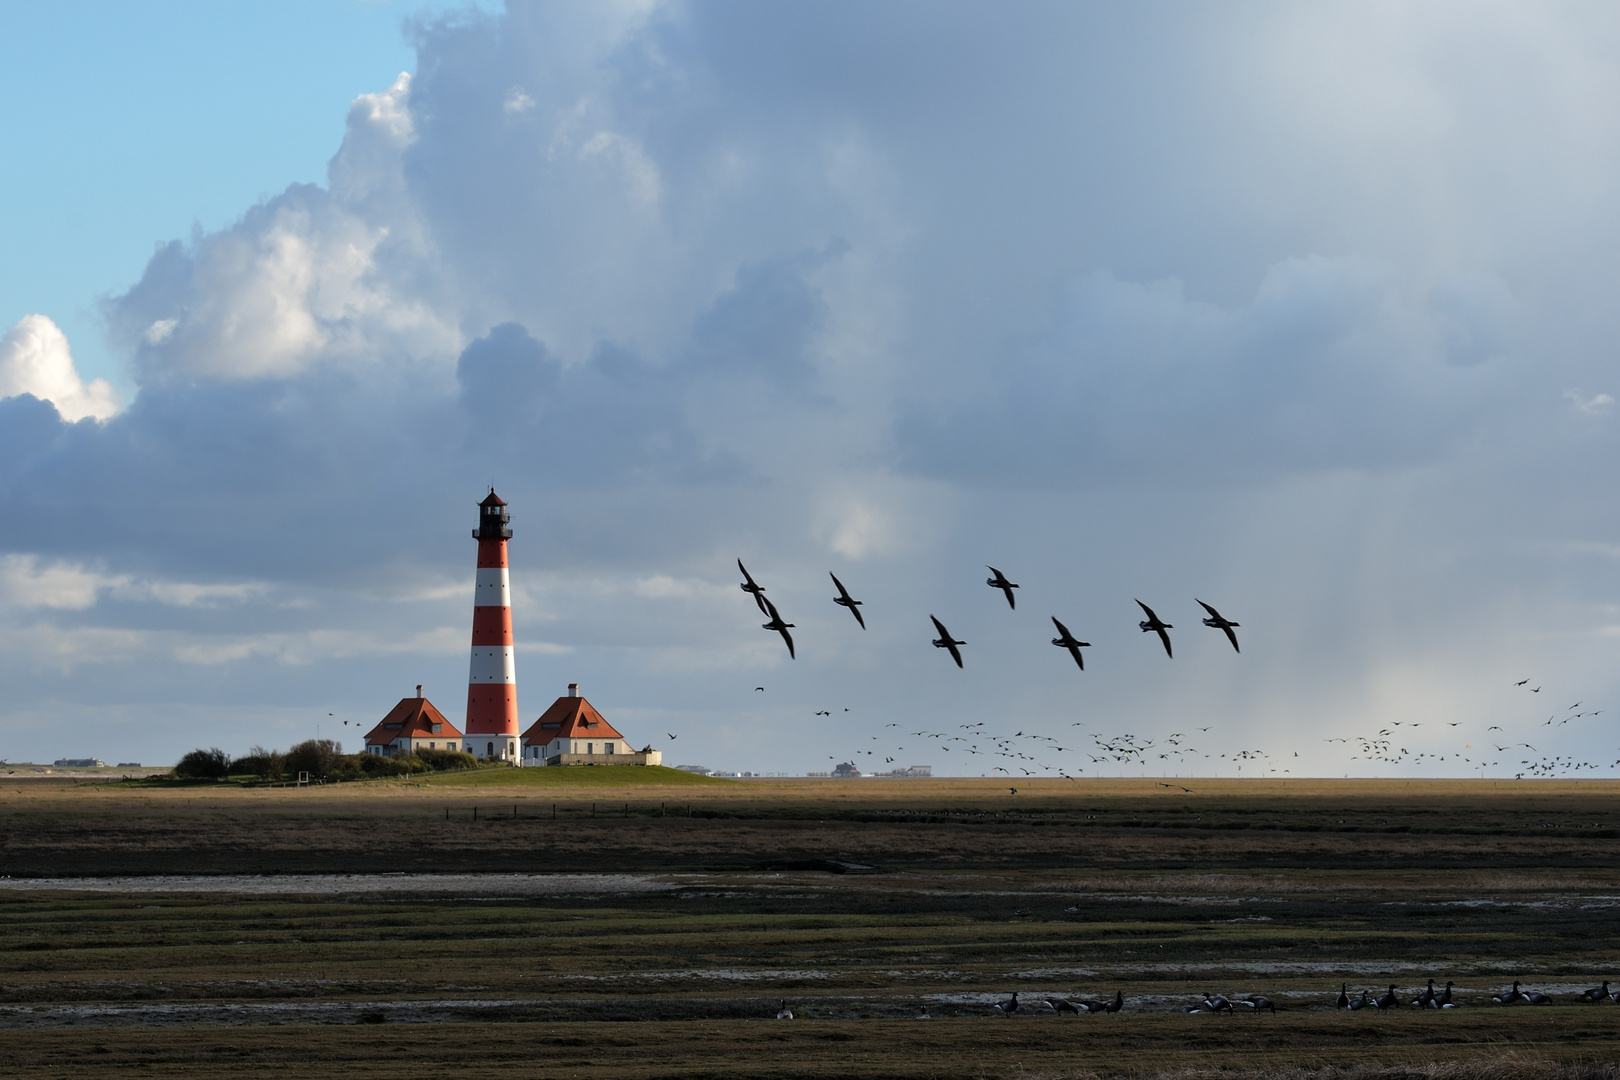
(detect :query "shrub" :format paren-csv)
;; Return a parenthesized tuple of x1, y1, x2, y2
(174, 747, 231, 780)
(233, 745, 285, 780)
(284, 738, 342, 779)
(415, 747, 479, 773)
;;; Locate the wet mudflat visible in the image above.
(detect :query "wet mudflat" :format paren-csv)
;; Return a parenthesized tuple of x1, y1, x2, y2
(2, 778, 1620, 1077)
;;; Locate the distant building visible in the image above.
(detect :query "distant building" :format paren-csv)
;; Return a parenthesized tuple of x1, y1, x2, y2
(874, 765, 931, 778)
(53, 758, 104, 767)
(520, 684, 663, 766)
(831, 761, 862, 778)
(674, 765, 712, 775)
(364, 686, 464, 757)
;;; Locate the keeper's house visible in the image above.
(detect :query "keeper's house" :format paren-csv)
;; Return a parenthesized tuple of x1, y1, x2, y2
(521, 684, 662, 767)
(364, 686, 464, 757)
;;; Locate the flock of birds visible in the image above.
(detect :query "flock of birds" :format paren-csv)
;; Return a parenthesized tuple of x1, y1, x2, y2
(738, 560, 1242, 667)
(770, 980, 1620, 1020)
(725, 560, 1617, 781)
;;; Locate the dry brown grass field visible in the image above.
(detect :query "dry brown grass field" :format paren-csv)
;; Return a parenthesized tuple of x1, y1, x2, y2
(3, 774, 1620, 1077)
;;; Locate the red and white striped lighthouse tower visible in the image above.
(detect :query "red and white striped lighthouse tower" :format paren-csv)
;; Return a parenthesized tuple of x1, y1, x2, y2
(464, 489, 520, 761)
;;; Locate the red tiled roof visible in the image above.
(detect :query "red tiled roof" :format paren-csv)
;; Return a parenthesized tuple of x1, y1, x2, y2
(521, 695, 624, 745)
(363, 697, 463, 747)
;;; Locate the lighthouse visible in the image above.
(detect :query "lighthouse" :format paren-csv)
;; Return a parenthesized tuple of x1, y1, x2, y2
(464, 489, 520, 761)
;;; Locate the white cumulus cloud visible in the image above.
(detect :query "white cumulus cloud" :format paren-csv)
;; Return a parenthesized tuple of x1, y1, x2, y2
(0, 315, 120, 421)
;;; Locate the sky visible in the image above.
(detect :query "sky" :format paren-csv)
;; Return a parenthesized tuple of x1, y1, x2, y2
(3, 0, 1620, 778)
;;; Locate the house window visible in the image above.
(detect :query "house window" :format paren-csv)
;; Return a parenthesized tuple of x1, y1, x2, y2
(431, 723, 442, 734)
(605, 742, 615, 755)
(486, 742, 494, 757)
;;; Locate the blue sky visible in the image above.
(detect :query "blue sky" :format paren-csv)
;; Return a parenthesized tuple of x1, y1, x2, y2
(3, 1, 1620, 778)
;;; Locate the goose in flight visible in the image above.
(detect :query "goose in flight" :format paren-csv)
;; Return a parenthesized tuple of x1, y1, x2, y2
(761, 596, 795, 659)
(986, 566, 1019, 609)
(1136, 600, 1173, 658)
(931, 615, 966, 668)
(737, 560, 768, 614)
(1050, 617, 1091, 670)
(829, 573, 866, 629)
(1197, 600, 1240, 653)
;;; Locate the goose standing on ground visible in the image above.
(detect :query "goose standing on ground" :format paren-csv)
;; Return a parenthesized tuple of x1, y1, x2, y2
(776, 999, 793, 1020)
(1581, 980, 1612, 1002)
(1336, 983, 1351, 1009)
(930, 616, 966, 668)
(1100, 991, 1124, 1014)
(1412, 979, 1437, 1008)
(1050, 617, 1091, 670)
(1523, 987, 1553, 1005)
(993, 992, 1019, 1015)
(1239, 995, 1276, 1014)
(1137, 601, 1174, 658)
(986, 566, 1019, 609)
(1375, 985, 1399, 1010)
(761, 596, 796, 659)
(916, 1004, 932, 1020)
(1434, 981, 1455, 1008)
(829, 573, 865, 629)
(1044, 996, 1081, 1015)
(737, 560, 769, 613)
(1197, 600, 1241, 653)
(1347, 990, 1373, 1011)
(1201, 994, 1234, 1015)
(1492, 981, 1523, 1005)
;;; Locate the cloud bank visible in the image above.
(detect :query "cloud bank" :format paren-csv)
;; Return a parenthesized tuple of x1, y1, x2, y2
(4, 2, 1620, 776)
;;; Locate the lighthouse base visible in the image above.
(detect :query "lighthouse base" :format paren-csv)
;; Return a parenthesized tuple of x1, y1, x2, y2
(463, 736, 519, 762)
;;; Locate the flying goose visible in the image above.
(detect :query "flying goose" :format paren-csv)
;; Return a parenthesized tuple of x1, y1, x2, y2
(1197, 599, 1241, 653)
(1137, 600, 1173, 658)
(986, 566, 1019, 609)
(829, 572, 866, 629)
(1050, 617, 1091, 670)
(930, 615, 966, 668)
(761, 596, 796, 659)
(737, 559, 768, 613)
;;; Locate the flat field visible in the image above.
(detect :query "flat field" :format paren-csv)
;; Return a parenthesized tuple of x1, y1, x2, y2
(3, 775, 1620, 1078)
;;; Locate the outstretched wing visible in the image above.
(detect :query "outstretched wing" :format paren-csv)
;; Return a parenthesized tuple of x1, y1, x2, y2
(1050, 616, 1071, 643)
(780, 624, 795, 660)
(1156, 627, 1173, 658)
(1221, 624, 1239, 653)
(1136, 599, 1159, 623)
(829, 572, 851, 601)
(930, 614, 950, 638)
(945, 639, 964, 667)
(1196, 598, 1222, 621)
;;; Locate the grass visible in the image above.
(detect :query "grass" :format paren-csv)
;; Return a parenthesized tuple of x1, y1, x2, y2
(422, 764, 735, 788)
(3, 779, 1620, 1076)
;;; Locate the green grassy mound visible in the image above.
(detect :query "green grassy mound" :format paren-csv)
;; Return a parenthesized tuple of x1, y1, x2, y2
(421, 764, 736, 788)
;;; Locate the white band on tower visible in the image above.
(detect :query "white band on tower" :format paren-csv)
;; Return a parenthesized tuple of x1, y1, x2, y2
(474, 567, 510, 607)
(469, 646, 517, 684)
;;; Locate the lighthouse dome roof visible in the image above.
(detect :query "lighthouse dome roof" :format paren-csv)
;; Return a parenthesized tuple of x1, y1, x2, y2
(480, 489, 507, 507)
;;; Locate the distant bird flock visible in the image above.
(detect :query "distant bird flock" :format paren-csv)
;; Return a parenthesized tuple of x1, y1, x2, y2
(730, 559, 1616, 779)
(769, 978, 1619, 1019)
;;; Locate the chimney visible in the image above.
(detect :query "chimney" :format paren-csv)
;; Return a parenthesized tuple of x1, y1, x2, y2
(567, 683, 578, 698)
(416, 684, 424, 699)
